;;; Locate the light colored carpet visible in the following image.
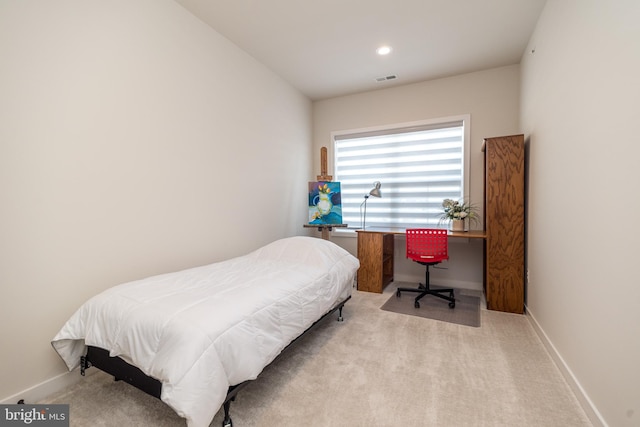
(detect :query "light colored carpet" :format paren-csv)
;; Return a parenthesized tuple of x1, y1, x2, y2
(40, 286, 593, 426)
(381, 284, 481, 327)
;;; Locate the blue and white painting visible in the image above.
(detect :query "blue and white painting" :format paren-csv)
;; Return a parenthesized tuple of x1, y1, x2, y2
(308, 181, 342, 225)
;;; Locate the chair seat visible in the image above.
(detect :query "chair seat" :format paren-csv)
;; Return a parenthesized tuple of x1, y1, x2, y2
(408, 254, 447, 263)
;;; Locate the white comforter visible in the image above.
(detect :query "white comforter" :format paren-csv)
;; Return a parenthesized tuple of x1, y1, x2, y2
(51, 236, 359, 427)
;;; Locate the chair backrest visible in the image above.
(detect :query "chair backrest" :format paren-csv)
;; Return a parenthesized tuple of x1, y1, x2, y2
(405, 229, 449, 263)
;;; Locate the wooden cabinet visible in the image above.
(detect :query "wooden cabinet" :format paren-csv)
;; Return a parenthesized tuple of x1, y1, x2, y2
(356, 231, 394, 293)
(483, 134, 525, 314)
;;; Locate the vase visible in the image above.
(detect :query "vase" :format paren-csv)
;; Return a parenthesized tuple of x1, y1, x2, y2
(451, 219, 465, 232)
(316, 192, 333, 216)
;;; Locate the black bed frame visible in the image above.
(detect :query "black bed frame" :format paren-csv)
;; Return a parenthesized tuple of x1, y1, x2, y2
(79, 295, 350, 427)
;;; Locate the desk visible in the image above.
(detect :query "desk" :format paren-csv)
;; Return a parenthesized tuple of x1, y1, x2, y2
(355, 228, 486, 294)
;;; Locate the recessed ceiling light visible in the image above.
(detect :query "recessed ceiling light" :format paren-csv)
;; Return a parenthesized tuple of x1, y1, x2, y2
(376, 46, 392, 56)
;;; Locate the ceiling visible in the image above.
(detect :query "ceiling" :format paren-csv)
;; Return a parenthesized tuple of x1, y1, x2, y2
(174, 0, 547, 101)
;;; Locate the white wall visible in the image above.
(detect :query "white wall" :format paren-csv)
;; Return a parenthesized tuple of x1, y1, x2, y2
(521, 1, 640, 426)
(0, 0, 311, 402)
(312, 66, 521, 289)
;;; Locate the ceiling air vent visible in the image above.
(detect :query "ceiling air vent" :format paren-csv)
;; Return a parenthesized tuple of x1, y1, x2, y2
(375, 74, 397, 82)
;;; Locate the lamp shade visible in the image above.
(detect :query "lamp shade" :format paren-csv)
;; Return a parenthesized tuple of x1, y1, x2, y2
(369, 181, 382, 198)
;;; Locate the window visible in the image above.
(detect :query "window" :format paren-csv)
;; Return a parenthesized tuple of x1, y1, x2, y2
(333, 116, 470, 231)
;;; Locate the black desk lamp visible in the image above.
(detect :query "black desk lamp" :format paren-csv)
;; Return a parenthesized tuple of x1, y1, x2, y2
(361, 181, 382, 230)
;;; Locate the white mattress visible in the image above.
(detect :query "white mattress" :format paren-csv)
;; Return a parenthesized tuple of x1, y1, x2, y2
(51, 236, 359, 427)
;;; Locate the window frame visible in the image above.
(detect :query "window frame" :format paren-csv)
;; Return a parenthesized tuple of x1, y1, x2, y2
(329, 114, 471, 236)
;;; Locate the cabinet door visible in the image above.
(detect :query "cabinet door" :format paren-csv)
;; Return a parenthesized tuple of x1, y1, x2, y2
(357, 231, 394, 293)
(357, 232, 384, 293)
(484, 135, 525, 313)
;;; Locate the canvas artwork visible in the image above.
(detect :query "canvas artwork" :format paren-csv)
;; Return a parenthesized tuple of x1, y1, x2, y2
(308, 181, 342, 225)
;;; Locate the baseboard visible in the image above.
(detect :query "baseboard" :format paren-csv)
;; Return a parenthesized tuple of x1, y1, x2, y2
(0, 369, 92, 405)
(525, 305, 607, 427)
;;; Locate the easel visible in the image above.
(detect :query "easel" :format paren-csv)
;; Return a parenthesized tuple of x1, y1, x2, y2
(303, 147, 347, 239)
(316, 146, 332, 181)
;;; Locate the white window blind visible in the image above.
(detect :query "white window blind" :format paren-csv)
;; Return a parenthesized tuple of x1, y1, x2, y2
(333, 118, 469, 230)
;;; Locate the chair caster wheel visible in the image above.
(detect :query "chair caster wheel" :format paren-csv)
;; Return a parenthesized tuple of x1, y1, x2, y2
(414, 301, 420, 308)
(449, 302, 455, 309)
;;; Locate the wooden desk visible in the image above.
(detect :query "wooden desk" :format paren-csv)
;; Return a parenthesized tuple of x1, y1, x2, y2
(357, 227, 486, 239)
(355, 228, 486, 294)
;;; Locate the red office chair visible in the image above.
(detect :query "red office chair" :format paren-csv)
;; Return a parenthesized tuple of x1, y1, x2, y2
(396, 229, 456, 309)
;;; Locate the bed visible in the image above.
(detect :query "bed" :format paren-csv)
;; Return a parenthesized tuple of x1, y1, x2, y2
(51, 236, 359, 427)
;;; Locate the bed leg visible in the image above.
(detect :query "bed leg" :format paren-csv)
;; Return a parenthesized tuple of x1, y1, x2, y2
(80, 355, 92, 376)
(222, 398, 234, 427)
(337, 305, 344, 322)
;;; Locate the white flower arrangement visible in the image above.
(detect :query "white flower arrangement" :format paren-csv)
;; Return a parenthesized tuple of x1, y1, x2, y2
(440, 198, 479, 225)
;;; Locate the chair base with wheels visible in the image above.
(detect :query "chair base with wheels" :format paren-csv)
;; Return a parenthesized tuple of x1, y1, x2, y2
(395, 264, 456, 309)
(396, 229, 456, 309)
